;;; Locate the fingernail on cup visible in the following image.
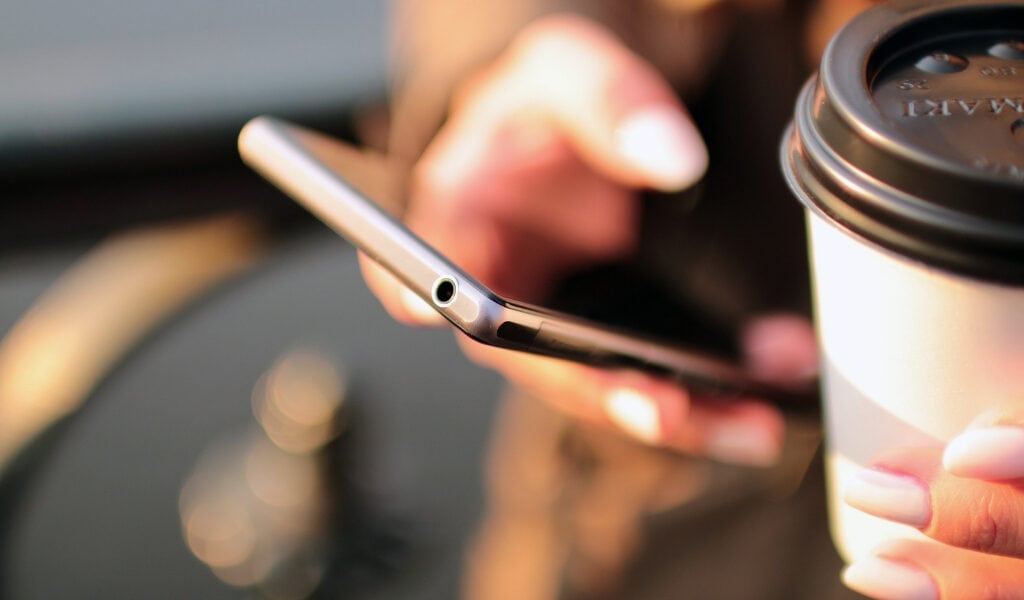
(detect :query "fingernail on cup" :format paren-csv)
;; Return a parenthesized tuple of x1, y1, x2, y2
(780, 0, 1024, 562)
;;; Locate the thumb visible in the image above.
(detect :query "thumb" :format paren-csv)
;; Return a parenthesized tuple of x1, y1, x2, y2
(451, 14, 708, 192)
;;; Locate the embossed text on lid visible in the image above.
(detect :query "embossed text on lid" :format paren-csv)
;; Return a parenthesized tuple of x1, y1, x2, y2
(872, 27, 1024, 183)
(781, 0, 1024, 284)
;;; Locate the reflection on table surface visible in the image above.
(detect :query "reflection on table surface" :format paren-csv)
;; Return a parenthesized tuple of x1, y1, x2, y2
(0, 224, 502, 599)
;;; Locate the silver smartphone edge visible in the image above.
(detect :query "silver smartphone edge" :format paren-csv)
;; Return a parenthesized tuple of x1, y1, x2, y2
(238, 116, 818, 410)
(239, 116, 497, 333)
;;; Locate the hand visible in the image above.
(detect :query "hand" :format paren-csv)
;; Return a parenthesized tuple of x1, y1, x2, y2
(366, 14, 707, 311)
(841, 411, 1024, 599)
(363, 14, 816, 466)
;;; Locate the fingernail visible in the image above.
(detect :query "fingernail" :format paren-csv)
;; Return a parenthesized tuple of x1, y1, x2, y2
(704, 420, 781, 467)
(615, 107, 708, 191)
(944, 426, 1024, 480)
(842, 554, 938, 600)
(843, 468, 931, 528)
(605, 388, 661, 444)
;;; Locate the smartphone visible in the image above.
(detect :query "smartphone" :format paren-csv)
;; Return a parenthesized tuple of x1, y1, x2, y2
(238, 116, 817, 412)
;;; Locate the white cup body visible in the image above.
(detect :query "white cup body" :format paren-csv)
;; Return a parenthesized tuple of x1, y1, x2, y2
(806, 210, 1024, 563)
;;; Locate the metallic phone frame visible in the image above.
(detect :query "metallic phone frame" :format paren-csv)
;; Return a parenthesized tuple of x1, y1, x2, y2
(239, 116, 816, 409)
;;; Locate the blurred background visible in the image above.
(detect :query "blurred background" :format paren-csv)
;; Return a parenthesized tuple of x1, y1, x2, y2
(0, 1, 503, 597)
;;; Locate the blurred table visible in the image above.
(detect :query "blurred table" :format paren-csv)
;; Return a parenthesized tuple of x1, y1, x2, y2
(0, 0, 501, 595)
(0, 223, 502, 599)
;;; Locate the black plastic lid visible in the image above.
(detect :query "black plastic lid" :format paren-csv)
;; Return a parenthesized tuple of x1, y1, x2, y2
(782, 0, 1024, 284)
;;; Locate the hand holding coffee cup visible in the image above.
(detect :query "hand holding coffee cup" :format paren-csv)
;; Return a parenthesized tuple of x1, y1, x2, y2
(782, 0, 1024, 569)
(839, 410, 1024, 598)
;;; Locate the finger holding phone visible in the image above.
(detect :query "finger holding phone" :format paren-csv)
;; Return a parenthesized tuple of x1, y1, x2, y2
(361, 15, 816, 466)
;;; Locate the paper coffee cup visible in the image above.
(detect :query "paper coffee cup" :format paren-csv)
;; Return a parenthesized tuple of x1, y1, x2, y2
(781, 0, 1024, 562)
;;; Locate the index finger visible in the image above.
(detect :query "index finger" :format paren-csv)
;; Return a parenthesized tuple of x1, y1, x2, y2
(844, 445, 1024, 559)
(428, 13, 708, 195)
